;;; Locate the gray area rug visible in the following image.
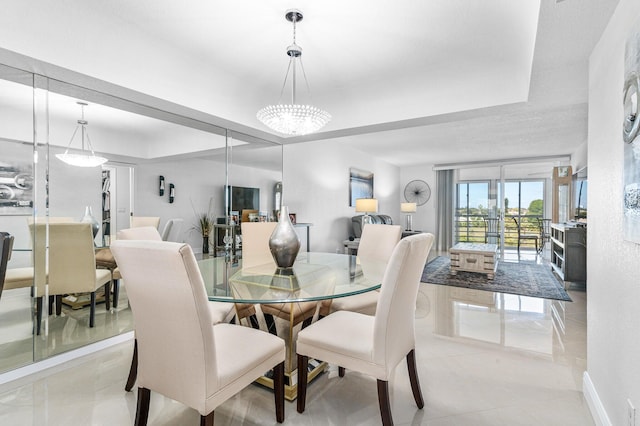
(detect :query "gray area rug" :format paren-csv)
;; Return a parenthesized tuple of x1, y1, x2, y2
(421, 256, 572, 302)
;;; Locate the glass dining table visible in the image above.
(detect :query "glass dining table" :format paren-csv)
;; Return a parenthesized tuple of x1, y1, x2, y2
(198, 252, 385, 400)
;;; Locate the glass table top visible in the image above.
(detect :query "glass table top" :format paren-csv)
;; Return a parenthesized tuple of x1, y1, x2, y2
(198, 252, 385, 304)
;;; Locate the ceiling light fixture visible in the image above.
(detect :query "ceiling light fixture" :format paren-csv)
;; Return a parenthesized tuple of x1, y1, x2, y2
(56, 101, 108, 167)
(257, 9, 331, 136)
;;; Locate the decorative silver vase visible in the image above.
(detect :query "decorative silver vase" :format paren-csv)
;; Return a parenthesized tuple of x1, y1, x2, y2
(80, 206, 100, 240)
(269, 206, 300, 271)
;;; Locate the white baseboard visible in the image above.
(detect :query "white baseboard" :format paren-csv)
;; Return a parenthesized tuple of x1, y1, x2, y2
(583, 371, 612, 426)
(0, 331, 134, 387)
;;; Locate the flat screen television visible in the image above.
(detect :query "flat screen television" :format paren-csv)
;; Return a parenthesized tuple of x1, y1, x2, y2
(225, 185, 260, 214)
(572, 167, 587, 221)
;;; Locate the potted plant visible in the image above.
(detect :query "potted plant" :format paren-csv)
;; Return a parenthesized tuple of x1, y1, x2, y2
(193, 213, 214, 254)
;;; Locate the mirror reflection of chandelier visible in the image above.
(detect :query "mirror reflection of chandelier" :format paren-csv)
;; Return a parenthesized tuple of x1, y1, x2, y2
(56, 101, 108, 167)
(257, 9, 331, 136)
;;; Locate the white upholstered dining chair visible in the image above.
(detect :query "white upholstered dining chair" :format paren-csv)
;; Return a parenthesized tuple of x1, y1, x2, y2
(113, 226, 235, 392)
(129, 216, 160, 229)
(296, 233, 435, 426)
(240, 222, 318, 329)
(321, 224, 402, 316)
(110, 240, 286, 425)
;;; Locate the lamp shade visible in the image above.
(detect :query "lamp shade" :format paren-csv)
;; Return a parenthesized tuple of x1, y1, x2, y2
(401, 202, 417, 213)
(355, 198, 378, 213)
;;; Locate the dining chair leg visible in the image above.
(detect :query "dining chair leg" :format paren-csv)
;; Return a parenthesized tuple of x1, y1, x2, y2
(89, 291, 96, 328)
(339, 366, 345, 377)
(273, 361, 285, 423)
(113, 279, 119, 308)
(297, 354, 309, 414)
(134, 387, 151, 426)
(377, 379, 393, 426)
(56, 295, 62, 315)
(406, 349, 424, 408)
(104, 282, 111, 311)
(200, 412, 214, 426)
(125, 339, 138, 391)
(35, 296, 43, 335)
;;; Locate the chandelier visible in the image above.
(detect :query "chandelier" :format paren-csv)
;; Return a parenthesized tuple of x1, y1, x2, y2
(257, 9, 331, 136)
(56, 102, 108, 167)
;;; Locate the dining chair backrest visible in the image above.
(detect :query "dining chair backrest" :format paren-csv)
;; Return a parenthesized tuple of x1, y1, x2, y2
(161, 218, 184, 242)
(31, 222, 101, 295)
(117, 226, 162, 241)
(357, 224, 402, 263)
(26, 217, 75, 292)
(241, 222, 277, 268)
(130, 216, 160, 229)
(373, 233, 434, 369)
(110, 240, 216, 409)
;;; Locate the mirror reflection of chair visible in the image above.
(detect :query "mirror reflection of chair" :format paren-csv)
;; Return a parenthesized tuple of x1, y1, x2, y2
(110, 240, 286, 425)
(0, 232, 14, 301)
(36, 222, 112, 328)
(130, 216, 160, 229)
(321, 224, 402, 317)
(484, 217, 501, 244)
(296, 233, 435, 426)
(512, 216, 540, 253)
(161, 218, 184, 242)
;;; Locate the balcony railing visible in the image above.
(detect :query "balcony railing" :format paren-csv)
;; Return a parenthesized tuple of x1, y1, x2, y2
(454, 214, 544, 249)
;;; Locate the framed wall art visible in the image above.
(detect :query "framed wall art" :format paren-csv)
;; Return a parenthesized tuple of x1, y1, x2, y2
(623, 19, 640, 243)
(349, 167, 373, 207)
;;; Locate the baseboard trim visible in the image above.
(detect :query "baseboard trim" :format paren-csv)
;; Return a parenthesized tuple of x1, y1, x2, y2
(0, 331, 134, 387)
(583, 371, 612, 426)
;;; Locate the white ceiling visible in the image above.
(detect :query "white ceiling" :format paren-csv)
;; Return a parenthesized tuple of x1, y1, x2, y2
(0, 0, 620, 167)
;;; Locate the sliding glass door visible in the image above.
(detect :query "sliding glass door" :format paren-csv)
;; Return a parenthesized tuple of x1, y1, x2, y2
(455, 181, 490, 243)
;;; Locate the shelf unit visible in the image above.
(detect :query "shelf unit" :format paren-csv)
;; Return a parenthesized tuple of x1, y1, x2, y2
(550, 223, 586, 282)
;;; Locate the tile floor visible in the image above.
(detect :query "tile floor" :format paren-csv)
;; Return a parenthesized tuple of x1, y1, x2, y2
(0, 250, 591, 425)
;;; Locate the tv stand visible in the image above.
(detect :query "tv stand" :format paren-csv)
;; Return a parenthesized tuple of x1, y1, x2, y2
(550, 223, 586, 283)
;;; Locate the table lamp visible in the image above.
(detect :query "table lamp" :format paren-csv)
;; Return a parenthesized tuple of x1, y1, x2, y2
(355, 198, 378, 225)
(401, 202, 417, 231)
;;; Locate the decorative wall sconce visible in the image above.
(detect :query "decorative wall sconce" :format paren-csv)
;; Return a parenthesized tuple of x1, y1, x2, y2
(169, 183, 175, 203)
(159, 175, 165, 196)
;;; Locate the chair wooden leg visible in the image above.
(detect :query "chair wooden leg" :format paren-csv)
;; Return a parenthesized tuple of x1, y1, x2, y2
(125, 339, 138, 392)
(273, 361, 285, 423)
(35, 296, 43, 335)
(89, 291, 96, 328)
(48, 295, 54, 316)
(134, 387, 151, 426)
(406, 349, 424, 409)
(297, 355, 309, 414)
(56, 295, 62, 315)
(377, 380, 393, 426)
(104, 282, 111, 311)
(339, 366, 345, 377)
(200, 412, 214, 426)
(113, 279, 119, 308)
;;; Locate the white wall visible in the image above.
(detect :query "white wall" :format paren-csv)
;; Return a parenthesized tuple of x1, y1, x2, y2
(587, 1, 640, 425)
(283, 140, 400, 253)
(134, 158, 280, 253)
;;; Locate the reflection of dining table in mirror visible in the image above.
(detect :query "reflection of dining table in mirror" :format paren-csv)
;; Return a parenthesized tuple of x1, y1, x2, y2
(198, 252, 385, 401)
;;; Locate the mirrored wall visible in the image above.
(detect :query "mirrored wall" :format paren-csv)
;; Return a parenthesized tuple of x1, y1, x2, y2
(0, 62, 283, 374)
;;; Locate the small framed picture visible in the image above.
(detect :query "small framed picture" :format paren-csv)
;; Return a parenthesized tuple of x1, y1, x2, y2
(289, 213, 297, 225)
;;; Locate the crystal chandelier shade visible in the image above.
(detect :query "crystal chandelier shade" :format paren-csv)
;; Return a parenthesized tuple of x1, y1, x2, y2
(257, 9, 330, 136)
(56, 102, 108, 167)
